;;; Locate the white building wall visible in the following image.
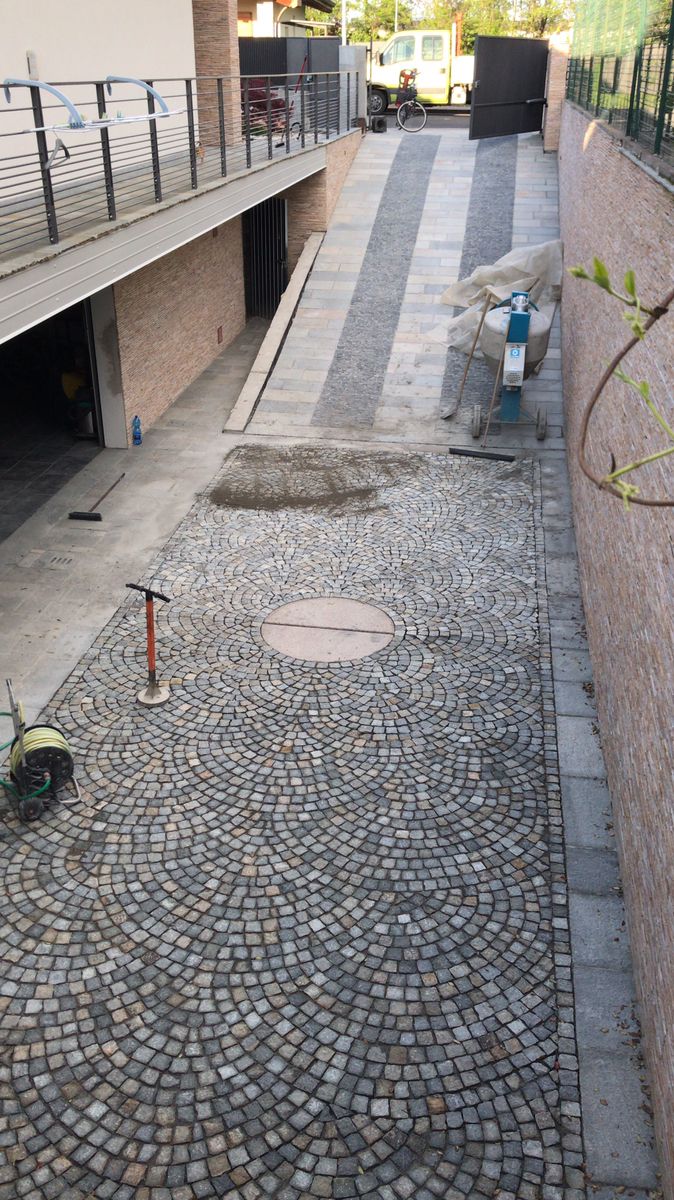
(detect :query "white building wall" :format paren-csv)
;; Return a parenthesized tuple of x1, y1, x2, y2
(0, 1, 198, 196)
(2, 0, 197, 82)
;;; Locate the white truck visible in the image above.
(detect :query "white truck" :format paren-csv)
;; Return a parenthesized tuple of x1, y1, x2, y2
(368, 28, 474, 113)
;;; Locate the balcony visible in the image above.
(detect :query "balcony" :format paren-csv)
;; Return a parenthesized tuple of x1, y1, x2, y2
(0, 70, 362, 274)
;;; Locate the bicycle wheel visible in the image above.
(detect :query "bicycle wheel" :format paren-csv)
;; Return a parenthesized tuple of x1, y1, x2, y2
(396, 99, 427, 132)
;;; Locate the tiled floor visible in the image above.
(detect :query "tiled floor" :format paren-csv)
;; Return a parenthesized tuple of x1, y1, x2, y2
(0, 427, 100, 546)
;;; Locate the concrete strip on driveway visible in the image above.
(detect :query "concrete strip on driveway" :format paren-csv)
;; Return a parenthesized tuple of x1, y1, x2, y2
(225, 232, 324, 433)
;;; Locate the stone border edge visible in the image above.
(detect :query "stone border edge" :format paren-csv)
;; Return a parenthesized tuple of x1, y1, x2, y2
(224, 231, 325, 433)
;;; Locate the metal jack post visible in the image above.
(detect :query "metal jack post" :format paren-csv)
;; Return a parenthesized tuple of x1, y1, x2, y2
(126, 583, 171, 706)
(500, 291, 531, 424)
(475, 290, 548, 444)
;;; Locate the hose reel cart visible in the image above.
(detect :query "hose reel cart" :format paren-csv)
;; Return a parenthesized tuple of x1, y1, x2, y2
(1, 679, 78, 821)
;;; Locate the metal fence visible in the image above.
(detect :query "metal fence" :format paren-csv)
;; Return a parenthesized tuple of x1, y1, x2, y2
(0, 71, 361, 264)
(567, 0, 674, 167)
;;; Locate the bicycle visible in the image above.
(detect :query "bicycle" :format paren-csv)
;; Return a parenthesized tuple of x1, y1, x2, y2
(395, 70, 427, 132)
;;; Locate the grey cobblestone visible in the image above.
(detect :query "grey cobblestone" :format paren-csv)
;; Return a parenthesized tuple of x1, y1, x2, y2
(0, 445, 580, 1197)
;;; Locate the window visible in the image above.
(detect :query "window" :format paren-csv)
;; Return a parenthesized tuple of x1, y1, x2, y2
(382, 36, 415, 66)
(422, 35, 443, 61)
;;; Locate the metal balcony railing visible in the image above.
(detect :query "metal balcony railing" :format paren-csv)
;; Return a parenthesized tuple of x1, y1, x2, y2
(0, 71, 361, 266)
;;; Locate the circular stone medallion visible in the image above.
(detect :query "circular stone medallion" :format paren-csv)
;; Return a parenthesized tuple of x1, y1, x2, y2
(260, 597, 395, 663)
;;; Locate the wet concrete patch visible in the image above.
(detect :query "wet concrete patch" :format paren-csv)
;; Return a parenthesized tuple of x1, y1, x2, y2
(209, 445, 424, 514)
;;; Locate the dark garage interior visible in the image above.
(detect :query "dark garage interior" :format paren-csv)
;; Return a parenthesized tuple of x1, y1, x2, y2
(0, 300, 101, 545)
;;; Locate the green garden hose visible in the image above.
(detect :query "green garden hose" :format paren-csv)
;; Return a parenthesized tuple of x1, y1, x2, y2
(0, 776, 51, 803)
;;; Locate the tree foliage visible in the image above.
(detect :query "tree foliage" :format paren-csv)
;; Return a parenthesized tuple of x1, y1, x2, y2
(304, 7, 341, 33)
(419, 0, 572, 50)
(514, 0, 572, 36)
(319, 0, 571, 48)
(416, 0, 462, 30)
(460, 0, 513, 50)
(348, 0, 415, 41)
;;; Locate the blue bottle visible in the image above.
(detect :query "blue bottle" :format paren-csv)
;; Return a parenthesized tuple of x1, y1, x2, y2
(132, 415, 142, 445)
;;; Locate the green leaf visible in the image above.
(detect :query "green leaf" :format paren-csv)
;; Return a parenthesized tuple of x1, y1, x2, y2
(569, 265, 590, 279)
(614, 368, 650, 399)
(613, 479, 640, 510)
(623, 311, 646, 339)
(592, 257, 611, 291)
(624, 269, 637, 299)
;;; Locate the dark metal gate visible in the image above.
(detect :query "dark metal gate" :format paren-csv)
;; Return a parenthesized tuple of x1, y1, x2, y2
(242, 197, 288, 320)
(469, 36, 549, 140)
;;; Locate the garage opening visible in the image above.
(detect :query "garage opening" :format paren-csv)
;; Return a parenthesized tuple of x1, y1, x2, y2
(243, 197, 288, 320)
(0, 300, 102, 546)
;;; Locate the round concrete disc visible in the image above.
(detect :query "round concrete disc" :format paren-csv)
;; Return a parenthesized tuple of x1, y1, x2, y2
(261, 597, 395, 663)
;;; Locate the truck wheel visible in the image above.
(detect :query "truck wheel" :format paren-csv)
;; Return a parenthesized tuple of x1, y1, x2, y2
(369, 89, 388, 115)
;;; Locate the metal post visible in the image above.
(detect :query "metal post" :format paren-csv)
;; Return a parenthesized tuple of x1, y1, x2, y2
(627, 44, 643, 139)
(585, 56, 594, 109)
(356, 70, 360, 120)
(186, 79, 198, 188)
(336, 71, 341, 133)
(244, 78, 252, 168)
(285, 80, 291, 152)
(654, 3, 674, 155)
(326, 74, 332, 138)
(96, 82, 116, 221)
(300, 76, 306, 147)
(266, 76, 273, 160)
(595, 55, 605, 114)
(313, 74, 319, 143)
(146, 79, 162, 202)
(30, 87, 59, 243)
(217, 77, 227, 176)
(347, 71, 351, 129)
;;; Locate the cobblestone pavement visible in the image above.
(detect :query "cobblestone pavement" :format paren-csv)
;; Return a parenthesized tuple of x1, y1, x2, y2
(0, 446, 587, 1200)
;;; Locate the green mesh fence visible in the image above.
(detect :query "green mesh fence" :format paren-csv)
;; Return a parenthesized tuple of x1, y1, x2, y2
(567, 0, 674, 164)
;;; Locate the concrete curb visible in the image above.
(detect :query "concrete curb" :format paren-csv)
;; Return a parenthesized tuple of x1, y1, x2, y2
(224, 231, 324, 432)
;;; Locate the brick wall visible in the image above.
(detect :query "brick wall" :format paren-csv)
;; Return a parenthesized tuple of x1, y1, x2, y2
(543, 33, 571, 152)
(114, 218, 245, 437)
(559, 101, 674, 1196)
(192, 0, 241, 147)
(284, 130, 362, 272)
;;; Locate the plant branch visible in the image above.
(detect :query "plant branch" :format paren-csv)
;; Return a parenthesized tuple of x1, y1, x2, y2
(578, 284, 674, 507)
(606, 444, 674, 481)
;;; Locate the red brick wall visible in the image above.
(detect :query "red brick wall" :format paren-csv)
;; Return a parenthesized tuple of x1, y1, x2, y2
(285, 130, 361, 272)
(114, 219, 245, 437)
(559, 102, 674, 1196)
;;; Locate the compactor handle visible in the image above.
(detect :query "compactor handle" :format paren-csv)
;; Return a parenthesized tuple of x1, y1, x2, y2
(126, 583, 171, 604)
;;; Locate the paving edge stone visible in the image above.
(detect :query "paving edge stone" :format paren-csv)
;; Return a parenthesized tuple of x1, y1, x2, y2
(225, 232, 324, 432)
